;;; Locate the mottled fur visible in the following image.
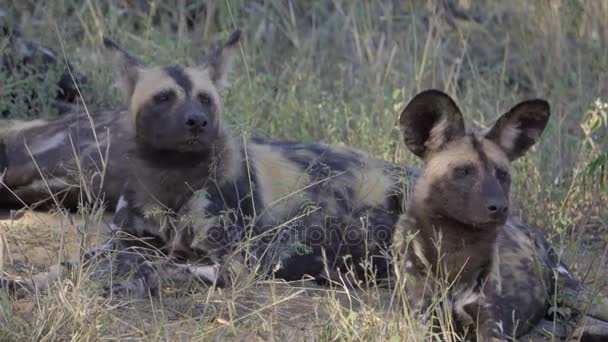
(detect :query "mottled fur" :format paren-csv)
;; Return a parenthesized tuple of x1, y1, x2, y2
(1, 33, 607, 341)
(394, 89, 593, 341)
(82, 30, 408, 295)
(0, 111, 129, 210)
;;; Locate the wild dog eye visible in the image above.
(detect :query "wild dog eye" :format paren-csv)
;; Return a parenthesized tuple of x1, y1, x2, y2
(153, 90, 174, 104)
(198, 93, 212, 105)
(496, 168, 510, 183)
(452, 164, 475, 178)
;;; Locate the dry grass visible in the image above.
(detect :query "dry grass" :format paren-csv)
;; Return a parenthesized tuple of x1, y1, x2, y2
(1, 0, 607, 341)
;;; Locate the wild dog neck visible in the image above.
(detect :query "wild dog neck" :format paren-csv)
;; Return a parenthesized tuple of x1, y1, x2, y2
(407, 204, 502, 286)
(409, 202, 502, 251)
(127, 127, 239, 211)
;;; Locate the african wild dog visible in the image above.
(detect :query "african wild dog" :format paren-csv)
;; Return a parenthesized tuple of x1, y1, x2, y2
(1, 32, 608, 339)
(2, 29, 410, 296)
(0, 113, 129, 210)
(393, 90, 608, 341)
(100, 29, 412, 292)
(394, 90, 552, 341)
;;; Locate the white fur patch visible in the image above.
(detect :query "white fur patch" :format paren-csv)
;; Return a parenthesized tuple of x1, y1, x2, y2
(557, 265, 573, 279)
(187, 264, 219, 283)
(108, 223, 119, 232)
(426, 117, 450, 151)
(404, 260, 414, 271)
(30, 131, 66, 155)
(38, 47, 56, 60)
(85, 243, 114, 256)
(498, 124, 520, 152)
(115, 195, 128, 212)
(496, 320, 504, 334)
(273, 260, 284, 273)
(179, 190, 219, 246)
(412, 240, 431, 269)
(183, 189, 211, 213)
(453, 285, 481, 326)
(25, 178, 69, 194)
(492, 246, 502, 293)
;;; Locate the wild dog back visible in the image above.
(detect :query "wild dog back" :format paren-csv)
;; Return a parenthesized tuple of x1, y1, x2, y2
(395, 89, 550, 341)
(0, 110, 129, 210)
(239, 138, 413, 282)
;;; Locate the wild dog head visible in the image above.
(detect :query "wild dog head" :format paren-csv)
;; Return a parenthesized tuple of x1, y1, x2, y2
(103, 30, 241, 155)
(399, 89, 550, 228)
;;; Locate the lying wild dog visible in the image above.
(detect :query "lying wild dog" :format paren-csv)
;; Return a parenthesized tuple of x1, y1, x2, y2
(1, 32, 607, 339)
(394, 90, 608, 341)
(99, 29, 411, 290)
(0, 112, 129, 210)
(2, 29, 412, 294)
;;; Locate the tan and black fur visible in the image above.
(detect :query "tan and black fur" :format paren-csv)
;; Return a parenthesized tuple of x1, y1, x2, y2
(66, 30, 411, 295)
(0, 112, 129, 211)
(1, 32, 608, 340)
(394, 90, 606, 341)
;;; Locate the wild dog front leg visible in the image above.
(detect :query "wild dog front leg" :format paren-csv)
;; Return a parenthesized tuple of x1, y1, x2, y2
(104, 201, 172, 297)
(462, 284, 507, 342)
(98, 242, 225, 299)
(404, 271, 456, 341)
(406, 275, 434, 319)
(474, 301, 506, 342)
(104, 194, 225, 297)
(0, 242, 115, 297)
(0, 263, 73, 297)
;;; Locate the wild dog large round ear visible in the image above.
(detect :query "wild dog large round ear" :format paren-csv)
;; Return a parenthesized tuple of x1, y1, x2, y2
(399, 89, 466, 159)
(102, 36, 147, 104)
(202, 29, 242, 91)
(484, 99, 550, 161)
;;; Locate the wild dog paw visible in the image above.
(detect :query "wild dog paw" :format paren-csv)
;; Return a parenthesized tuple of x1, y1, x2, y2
(102, 278, 159, 299)
(478, 323, 508, 342)
(101, 263, 161, 299)
(0, 277, 17, 291)
(0, 277, 28, 298)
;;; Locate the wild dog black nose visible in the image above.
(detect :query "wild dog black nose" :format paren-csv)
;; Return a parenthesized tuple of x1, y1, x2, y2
(482, 177, 509, 219)
(487, 201, 508, 216)
(185, 113, 208, 131)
